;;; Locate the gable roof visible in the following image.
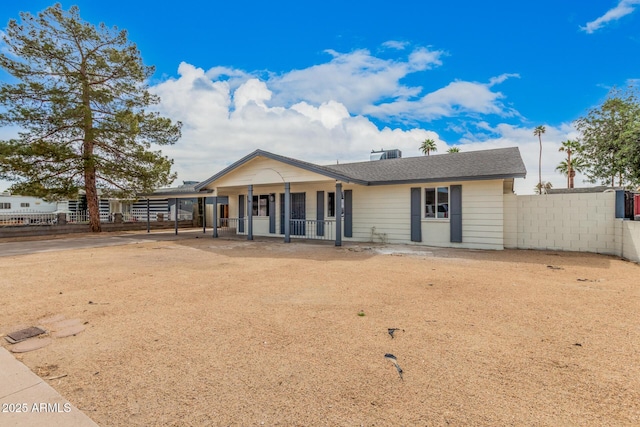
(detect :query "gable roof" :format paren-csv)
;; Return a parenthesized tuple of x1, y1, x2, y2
(195, 150, 362, 189)
(195, 147, 526, 190)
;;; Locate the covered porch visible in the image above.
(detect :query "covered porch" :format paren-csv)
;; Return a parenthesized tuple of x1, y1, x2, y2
(209, 180, 348, 246)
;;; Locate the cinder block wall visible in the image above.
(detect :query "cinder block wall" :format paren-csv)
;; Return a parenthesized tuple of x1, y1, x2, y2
(621, 221, 640, 262)
(507, 192, 618, 254)
(503, 191, 640, 262)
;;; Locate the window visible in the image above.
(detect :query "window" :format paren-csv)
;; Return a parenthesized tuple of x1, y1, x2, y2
(252, 195, 270, 216)
(425, 187, 449, 219)
(327, 192, 335, 217)
(21, 202, 30, 208)
(0, 203, 10, 209)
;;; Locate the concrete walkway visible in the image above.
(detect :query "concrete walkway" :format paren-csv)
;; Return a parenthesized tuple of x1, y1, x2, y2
(0, 347, 98, 426)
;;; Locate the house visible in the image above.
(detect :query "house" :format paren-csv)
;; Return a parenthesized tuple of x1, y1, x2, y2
(0, 191, 64, 213)
(194, 147, 527, 249)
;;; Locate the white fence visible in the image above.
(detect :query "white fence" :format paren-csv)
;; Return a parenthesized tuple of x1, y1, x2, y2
(1, 210, 173, 226)
(0, 212, 57, 226)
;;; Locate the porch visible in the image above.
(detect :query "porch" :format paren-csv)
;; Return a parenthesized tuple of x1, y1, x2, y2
(208, 181, 348, 246)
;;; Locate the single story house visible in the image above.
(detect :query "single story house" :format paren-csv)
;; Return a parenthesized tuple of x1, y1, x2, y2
(194, 147, 527, 250)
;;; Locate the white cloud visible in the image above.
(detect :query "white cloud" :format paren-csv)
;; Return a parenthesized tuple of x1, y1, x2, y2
(363, 74, 520, 121)
(291, 101, 350, 129)
(268, 47, 442, 113)
(581, 0, 640, 33)
(381, 40, 409, 50)
(232, 78, 272, 111)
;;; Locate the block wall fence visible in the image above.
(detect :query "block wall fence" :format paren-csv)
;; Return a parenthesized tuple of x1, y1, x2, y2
(504, 191, 640, 263)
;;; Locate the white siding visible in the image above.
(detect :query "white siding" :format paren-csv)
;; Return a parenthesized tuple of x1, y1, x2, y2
(458, 180, 505, 249)
(0, 195, 59, 213)
(346, 180, 506, 249)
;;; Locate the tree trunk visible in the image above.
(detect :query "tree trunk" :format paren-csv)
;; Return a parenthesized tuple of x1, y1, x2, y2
(84, 166, 101, 232)
(81, 64, 101, 232)
(538, 136, 542, 195)
(569, 170, 575, 188)
(567, 150, 572, 189)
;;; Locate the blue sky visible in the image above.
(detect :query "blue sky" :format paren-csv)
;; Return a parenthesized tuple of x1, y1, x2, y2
(1, 1, 639, 194)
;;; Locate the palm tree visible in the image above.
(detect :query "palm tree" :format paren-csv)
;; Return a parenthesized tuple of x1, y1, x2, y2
(447, 147, 460, 153)
(555, 159, 586, 185)
(420, 139, 437, 156)
(557, 139, 582, 188)
(534, 181, 553, 195)
(533, 125, 546, 194)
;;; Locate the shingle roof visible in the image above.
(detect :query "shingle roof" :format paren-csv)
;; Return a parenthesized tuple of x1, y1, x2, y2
(322, 147, 527, 184)
(195, 147, 526, 190)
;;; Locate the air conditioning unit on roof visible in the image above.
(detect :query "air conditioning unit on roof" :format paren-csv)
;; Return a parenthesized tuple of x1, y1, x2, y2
(370, 148, 402, 161)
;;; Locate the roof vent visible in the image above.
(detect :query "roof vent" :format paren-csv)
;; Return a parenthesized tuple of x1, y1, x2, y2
(370, 149, 402, 161)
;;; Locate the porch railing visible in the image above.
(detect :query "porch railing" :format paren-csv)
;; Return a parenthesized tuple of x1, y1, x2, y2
(289, 219, 334, 240)
(217, 217, 247, 236)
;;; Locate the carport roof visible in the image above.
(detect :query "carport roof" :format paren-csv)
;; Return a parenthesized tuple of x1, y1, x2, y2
(139, 182, 213, 199)
(195, 147, 526, 190)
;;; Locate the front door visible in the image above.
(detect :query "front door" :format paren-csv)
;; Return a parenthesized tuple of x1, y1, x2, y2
(280, 193, 306, 235)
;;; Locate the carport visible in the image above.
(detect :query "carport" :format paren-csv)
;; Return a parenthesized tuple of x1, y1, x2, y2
(138, 186, 214, 235)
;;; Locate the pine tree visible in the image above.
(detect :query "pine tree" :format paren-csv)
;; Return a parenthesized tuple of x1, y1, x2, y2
(0, 4, 181, 231)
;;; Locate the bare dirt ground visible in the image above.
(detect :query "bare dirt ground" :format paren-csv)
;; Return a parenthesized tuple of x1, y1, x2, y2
(1, 234, 639, 426)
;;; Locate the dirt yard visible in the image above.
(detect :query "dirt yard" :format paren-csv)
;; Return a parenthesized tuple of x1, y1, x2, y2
(1, 235, 639, 426)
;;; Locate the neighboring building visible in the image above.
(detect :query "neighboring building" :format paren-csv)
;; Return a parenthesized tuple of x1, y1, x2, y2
(195, 147, 527, 249)
(139, 181, 200, 221)
(0, 192, 66, 213)
(0, 189, 173, 222)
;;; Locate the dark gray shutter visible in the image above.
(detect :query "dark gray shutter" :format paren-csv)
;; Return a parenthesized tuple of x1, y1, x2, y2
(410, 187, 422, 242)
(316, 191, 325, 236)
(344, 190, 352, 237)
(238, 195, 245, 233)
(269, 194, 276, 233)
(450, 185, 462, 243)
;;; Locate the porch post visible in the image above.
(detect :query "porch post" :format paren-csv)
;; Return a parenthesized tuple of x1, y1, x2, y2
(212, 196, 218, 238)
(284, 182, 291, 243)
(146, 198, 150, 233)
(174, 198, 178, 235)
(335, 182, 342, 246)
(247, 185, 253, 240)
(202, 197, 206, 234)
